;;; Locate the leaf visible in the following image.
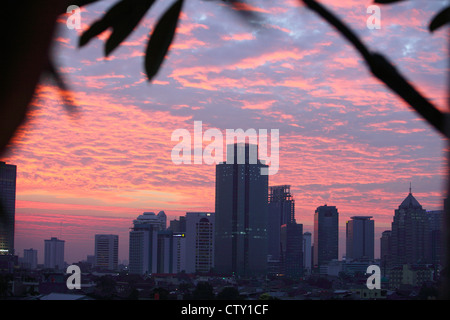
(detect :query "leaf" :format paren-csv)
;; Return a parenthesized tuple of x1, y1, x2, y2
(79, 0, 131, 48)
(79, 15, 115, 47)
(145, 0, 184, 81)
(45, 59, 78, 112)
(429, 6, 450, 32)
(221, 0, 262, 24)
(105, 0, 155, 56)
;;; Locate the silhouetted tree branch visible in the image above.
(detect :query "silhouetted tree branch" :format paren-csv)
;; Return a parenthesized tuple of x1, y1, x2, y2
(302, 0, 448, 138)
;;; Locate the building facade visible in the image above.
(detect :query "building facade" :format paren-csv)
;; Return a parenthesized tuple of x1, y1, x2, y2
(172, 232, 186, 273)
(313, 205, 339, 269)
(157, 230, 174, 274)
(346, 216, 374, 261)
(23, 248, 38, 269)
(388, 264, 433, 289)
(185, 212, 214, 274)
(390, 190, 431, 266)
(94, 234, 119, 271)
(129, 212, 165, 275)
(303, 232, 312, 275)
(215, 143, 269, 276)
(427, 210, 443, 266)
(0, 162, 16, 256)
(380, 230, 392, 274)
(268, 185, 295, 260)
(44, 237, 65, 270)
(280, 222, 303, 278)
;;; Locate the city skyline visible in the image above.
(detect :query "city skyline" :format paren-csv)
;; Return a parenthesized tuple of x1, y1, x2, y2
(1, 0, 446, 264)
(8, 163, 440, 267)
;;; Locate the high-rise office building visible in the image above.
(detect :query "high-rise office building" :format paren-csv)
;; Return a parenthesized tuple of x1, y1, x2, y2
(427, 210, 443, 265)
(0, 162, 16, 255)
(303, 232, 312, 275)
(215, 143, 269, 276)
(23, 248, 38, 269)
(346, 216, 374, 261)
(313, 205, 339, 268)
(94, 234, 119, 271)
(391, 189, 431, 265)
(280, 222, 303, 278)
(172, 232, 186, 273)
(185, 212, 214, 274)
(157, 230, 174, 274)
(268, 185, 295, 260)
(380, 230, 392, 273)
(129, 212, 165, 275)
(44, 237, 65, 270)
(169, 216, 186, 233)
(158, 211, 167, 230)
(87, 255, 95, 266)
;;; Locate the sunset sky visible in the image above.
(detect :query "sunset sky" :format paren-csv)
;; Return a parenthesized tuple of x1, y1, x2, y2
(2, 0, 448, 264)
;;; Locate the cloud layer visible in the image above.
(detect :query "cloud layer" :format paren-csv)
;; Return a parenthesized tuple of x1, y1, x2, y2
(3, 0, 448, 263)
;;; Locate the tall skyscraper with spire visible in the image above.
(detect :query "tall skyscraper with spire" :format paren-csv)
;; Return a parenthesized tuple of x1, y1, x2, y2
(214, 143, 269, 276)
(390, 187, 431, 265)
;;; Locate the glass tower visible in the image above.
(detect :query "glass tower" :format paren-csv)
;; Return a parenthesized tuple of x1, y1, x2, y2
(95, 234, 119, 271)
(0, 162, 16, 255)
(391, 190, 431, 265)
(268, 185, 295, 260)
(346, 216, 374, 261)
(214, 143, 269, 276)
(313, 205, 339, 268)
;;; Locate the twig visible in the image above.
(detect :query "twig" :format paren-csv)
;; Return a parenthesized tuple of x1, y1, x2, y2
(301, 0, 448, 138)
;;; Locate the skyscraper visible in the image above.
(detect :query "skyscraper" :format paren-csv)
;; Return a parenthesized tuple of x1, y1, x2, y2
(129, 212, 165, 275)
(427, 210, 443, 265)
(380, 230, 392, 273)
(158, 211, 167, 230)
(172, 232, 186, 273)
(215, 143, 269, 276)
(0, 162, 16, 255)
(23, 248, 38, 269)
(390, 189, 431, 265)
(94, 234, 119, 271)
(280, 222, 303, 278)
(185, 212, 214, 274)
(169, 216, 186, 233)
(268, 185, 295, 260)
(303, 232, 312, 275)
(313, 205, 339, 269)
(157, 230, 175, 274)
(346, 216, 374, 261)
(44, 237, 65, 270)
